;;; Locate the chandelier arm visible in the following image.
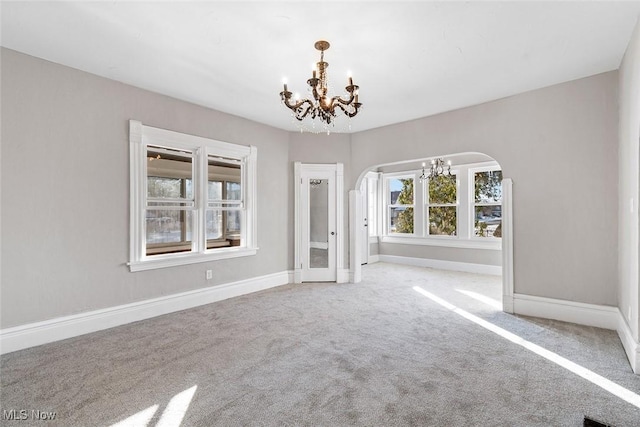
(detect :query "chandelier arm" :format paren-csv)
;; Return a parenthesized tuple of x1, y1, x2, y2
(292, 100, 316, 121)
(282, 95, 312, 112)
(331, 94, 354, 106)
(333, 102, 361, 118)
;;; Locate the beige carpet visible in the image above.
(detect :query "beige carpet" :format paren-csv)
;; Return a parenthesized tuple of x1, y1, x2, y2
(1, 263, 639, 426)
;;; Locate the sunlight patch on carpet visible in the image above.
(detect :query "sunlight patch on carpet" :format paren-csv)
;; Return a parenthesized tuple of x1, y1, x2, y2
(413, 286, 640, 410)
(456, 289, 502, 310)
(110, 404, 159, 427)
(109, 385, 197, 427)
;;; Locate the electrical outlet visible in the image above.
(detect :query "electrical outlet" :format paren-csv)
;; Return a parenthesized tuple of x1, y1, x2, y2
(206, 270, 213, 280)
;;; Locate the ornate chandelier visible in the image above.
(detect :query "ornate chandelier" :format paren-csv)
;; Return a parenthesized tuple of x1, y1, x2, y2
(279, 40, 362, 132)
(420, 158, 452, 182)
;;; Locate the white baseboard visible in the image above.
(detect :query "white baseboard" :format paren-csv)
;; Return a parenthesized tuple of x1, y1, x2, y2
(338, 268, 350, 283)
(366, 254, 380, 264)
(513, 293, 619, 330)
(0, 271, 292, 355)
(512, 293, 639, 373)
(617, 313, 640, 374)
(378, 254, 501, 276)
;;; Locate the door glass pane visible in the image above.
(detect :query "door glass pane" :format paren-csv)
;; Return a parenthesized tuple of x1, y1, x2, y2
(309, 178, 328, 268)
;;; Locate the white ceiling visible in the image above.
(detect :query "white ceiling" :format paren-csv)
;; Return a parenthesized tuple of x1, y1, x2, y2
(2, 1, 640, 133)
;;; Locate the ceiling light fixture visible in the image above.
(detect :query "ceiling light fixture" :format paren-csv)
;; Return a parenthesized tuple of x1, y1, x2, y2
(280, 40, 362, 134)
(420, 158, 452, 182)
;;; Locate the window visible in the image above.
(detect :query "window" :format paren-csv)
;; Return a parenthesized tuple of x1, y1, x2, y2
(427, 174, 457, 236)
(146, 146, 194, 255)
(129, 121, 257, 271)
(387, 176, 414, 234)
(379, 161, 501, 249)
(472, 169, 503, 238)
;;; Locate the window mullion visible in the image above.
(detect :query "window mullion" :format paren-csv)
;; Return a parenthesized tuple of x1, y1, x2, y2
(194, 147, 205, 253)
(414, 173, 425, 236)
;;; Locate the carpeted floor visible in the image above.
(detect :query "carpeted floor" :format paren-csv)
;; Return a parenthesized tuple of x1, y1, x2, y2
(1, 262, 639, 426)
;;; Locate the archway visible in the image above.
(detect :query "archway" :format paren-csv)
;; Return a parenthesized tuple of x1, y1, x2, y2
(349, 152, 514, 313)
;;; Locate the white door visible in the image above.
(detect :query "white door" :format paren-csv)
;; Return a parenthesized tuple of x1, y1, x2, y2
(295, 163, 342, 283)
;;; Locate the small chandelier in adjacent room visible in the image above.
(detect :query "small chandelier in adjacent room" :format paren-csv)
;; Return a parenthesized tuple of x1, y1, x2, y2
(420, 158, 452, 182)
(279, 40, 362, 134)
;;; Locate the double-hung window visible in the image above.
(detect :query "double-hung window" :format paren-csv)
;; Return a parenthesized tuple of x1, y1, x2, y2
(427, 173, 458, 236)
(387, 175, 414, 234)
(472, 168, 502, 238)
(129, 121, 257, 271)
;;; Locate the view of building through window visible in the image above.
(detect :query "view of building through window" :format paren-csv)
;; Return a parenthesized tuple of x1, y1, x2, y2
(388, 177, 414, 233)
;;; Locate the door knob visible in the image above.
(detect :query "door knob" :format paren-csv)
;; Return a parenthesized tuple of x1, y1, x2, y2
(331, 232, 335, 235)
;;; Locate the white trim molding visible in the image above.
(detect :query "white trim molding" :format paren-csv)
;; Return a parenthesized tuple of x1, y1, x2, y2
(128, 120, 258, 272)
(513, 293, 640, 373)
(617, 313, 640, 373)
(513, 293, 619, 330)
(1, 271, 291, 355)
(378, 254, 501, 276)
(501, 178, 514, 314)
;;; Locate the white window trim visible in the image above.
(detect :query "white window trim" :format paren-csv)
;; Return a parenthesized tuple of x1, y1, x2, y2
(384, 173, 415, 236)
(129, 120, 258, 272)
(425, 170, 459, 238)
(469, 164, 502, 241)
(378, 161, 501, 250)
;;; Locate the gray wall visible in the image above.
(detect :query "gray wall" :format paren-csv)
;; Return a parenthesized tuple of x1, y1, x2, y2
(1, 48, 291, 328)
(618, 18, 640, 340)
(351, 71, 619, 306)
(378, 243, 501, 266)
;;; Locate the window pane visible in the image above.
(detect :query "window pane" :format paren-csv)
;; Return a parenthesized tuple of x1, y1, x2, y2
(475, 171, 503, 203)
(429, 206, 457, 236)
(225, 210, 241, 234)
(208, 181, 223, 200)
(147, 147, 193, 199)
(429, 175, 456, 204)
(226, 182, 241, 200)
(206, 210, 223, 240)
(389, 178, 413, 205)
(389, 206, 414, 233)
(147, 177, 183, 199)
(475, 206, 502, 237)
(145, 209, 192, 254)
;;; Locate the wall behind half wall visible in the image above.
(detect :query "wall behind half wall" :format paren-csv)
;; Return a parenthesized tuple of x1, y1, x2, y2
(1, 48, 291, 328)
(350, 71, 619, 307)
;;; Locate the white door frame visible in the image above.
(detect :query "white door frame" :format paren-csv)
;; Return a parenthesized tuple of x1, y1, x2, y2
(294, 162, 344, 283)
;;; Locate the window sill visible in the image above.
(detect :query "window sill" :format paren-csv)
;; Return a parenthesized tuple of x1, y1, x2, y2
(128, 247, 258, 272)
(380, 235, 501, 250)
